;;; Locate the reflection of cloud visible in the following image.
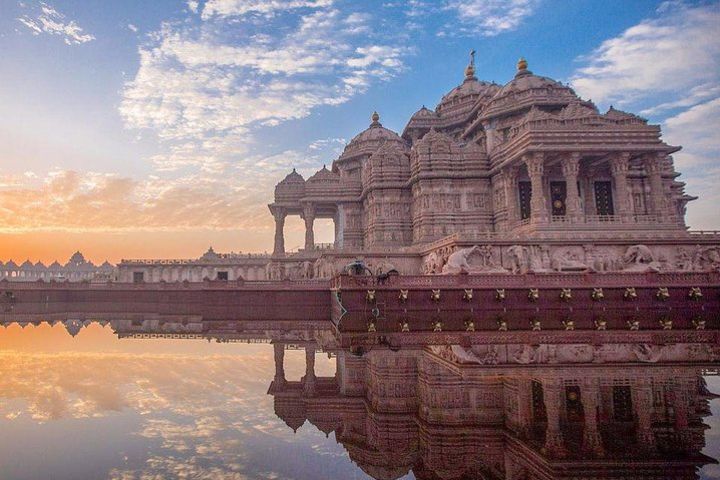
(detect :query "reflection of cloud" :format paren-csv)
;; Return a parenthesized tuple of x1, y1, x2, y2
(0, 349, 354, 479)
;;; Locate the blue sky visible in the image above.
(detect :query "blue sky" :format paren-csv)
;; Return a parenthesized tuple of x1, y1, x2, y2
(0, 0, 718, 261)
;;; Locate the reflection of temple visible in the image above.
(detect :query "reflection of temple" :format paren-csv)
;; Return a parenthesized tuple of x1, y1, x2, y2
(1, 313, 718, 479)
(269, 340, 719, 480)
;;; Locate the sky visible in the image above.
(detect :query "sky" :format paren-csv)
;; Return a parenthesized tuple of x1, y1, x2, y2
(0, 0, 718, 263)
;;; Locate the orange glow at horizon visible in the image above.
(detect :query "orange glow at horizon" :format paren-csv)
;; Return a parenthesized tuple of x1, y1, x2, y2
(0, 223, 335, 264)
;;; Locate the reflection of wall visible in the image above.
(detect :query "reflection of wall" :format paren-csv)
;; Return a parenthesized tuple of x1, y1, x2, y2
(269, 342, 718, 480)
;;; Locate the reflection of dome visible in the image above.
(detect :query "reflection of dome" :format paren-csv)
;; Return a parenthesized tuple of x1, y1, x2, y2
(67, 251, 87, 266)
(274, 396, 307, 432)
(64, 319, 84, 337)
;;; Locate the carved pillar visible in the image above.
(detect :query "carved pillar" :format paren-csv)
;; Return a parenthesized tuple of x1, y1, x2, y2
(273, 343, 286, 389)
(525, 152, 547, 223)
(516, 378, 533, 437)
(645, 155, 665, 217)
(632, 379, 656, 454)
(543, 378, 566, 457)
(610, 153, 631, 218)
(504, 165, 520, 227)
(272, 208, 286, 256)
(303, 205, 315, 251)
(672, 379, 694, 449)
(303, 346, 316, 395)
(581, 378, 604, 457)
(561, 153, 582, 219)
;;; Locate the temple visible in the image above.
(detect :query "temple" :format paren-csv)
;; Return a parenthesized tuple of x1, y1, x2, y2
(262, 55, 719, 280)
(4, 55, 719, 283)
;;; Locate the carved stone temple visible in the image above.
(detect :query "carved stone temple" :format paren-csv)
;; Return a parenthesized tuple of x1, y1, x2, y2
(78, 55, 720, 281)
(262, 56, 718, 280)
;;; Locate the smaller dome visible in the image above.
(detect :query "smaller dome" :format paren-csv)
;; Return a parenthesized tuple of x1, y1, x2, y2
(200, 246, 220, 261)
(339, 112, 406, 161)
(307, 165, 340, 183)
(411, 106, 437, 119)
(279, 168, 305, 184)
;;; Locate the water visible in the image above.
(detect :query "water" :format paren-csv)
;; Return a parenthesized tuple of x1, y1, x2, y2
(0, 320, 718, 480)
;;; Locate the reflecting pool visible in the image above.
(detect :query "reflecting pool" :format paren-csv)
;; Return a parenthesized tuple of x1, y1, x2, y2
(0, 318, 718, 480)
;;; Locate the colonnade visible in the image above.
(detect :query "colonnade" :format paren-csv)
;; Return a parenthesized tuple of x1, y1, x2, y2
(514, 375, 697, 458)
(503, 151, 668, 226)
(273, 342, 324, 395)
(271, 205, 338, 256)
(122, 264, 267, 282)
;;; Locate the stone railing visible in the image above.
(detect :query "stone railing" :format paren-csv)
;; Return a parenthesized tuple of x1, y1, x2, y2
(121, 254, 269, 265)
(332, 271, 720, 290)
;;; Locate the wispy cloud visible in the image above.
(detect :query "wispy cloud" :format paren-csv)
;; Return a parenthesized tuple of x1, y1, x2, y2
(570, 1, 720, 230)
(570, 1, 719, 107)
(200, 0, 334, 19)
(17, 2, 95, 45)
(443, 0, 538, 36)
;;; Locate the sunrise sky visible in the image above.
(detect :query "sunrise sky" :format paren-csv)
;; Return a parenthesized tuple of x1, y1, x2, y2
(1, 0, 718, 264)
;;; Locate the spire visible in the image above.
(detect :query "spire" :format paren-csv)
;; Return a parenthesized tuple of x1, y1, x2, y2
(370, 111, 380, 126)
(464, 49, 476, 79)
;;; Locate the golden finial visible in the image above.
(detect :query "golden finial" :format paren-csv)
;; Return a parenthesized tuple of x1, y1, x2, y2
(371, 111, 380, 124)
(517, 57, 528, 71)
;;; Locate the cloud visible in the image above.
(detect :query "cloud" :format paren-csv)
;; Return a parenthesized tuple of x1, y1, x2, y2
(17, 2, 95, 45)
(200, 0, 334, 19)
(0, 136, 342, 233)
(568, 1, 720, 231)
(444, 0, 538, 36)
(661, 97, 720, 230)
(570, 1, 720, 106)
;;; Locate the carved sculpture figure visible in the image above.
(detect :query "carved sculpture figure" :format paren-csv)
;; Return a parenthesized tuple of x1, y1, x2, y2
(441, 245, 478, 274)
(622, 245, 661, 272)
(552, 250, 589, 272)
(507, 245, 529, 273)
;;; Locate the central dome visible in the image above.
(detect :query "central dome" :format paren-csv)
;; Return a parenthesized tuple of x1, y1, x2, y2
(484, 58, 579, 118)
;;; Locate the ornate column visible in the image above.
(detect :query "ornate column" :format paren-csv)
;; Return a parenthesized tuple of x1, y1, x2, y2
(543, 378, 566, 457)
(581, 378, 604, 457)
(303, 346, 316, 395)
(610, 152, 631, 219)
(303, 205, 315, 251)
(516, 378, 533, 437)
(645, 155, 665, 217)
(632, 379, 656, 454)
(503, 165, 520, 227)
(525, 152, 547, 223)
(672, 379, 694, 450)
(273, 342, 286, 389)
(272, 207, 286, 256)
(561, 153, 582, 219)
